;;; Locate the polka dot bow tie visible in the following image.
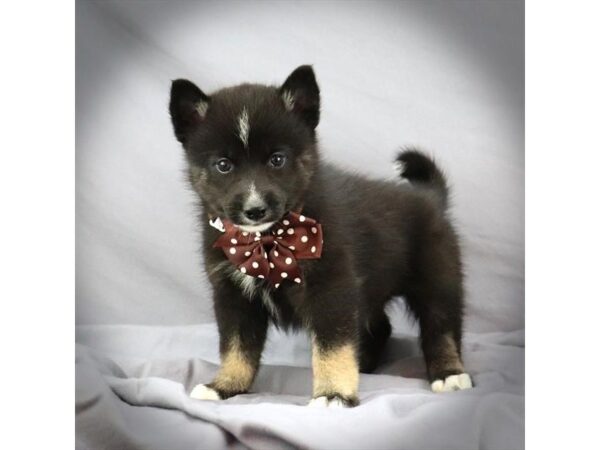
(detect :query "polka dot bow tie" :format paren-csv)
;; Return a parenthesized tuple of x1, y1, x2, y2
(212, 211, 323, 288)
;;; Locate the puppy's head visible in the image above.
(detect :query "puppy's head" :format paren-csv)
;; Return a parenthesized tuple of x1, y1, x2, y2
(169, 65, 320, 232)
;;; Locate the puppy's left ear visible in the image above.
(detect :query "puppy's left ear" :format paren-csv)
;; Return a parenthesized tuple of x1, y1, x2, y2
(169, 79, 210, 144)
(279, 65, 320, 129)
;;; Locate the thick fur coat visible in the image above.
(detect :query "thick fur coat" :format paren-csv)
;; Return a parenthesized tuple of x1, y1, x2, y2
(169, 66, 472, 407)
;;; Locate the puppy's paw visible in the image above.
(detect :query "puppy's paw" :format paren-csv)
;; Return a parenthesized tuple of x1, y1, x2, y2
(307, 395, 358, 408)
(431, 373, 473, 393)
(190, 383, 221, 400)
(308, 396, 345, 409)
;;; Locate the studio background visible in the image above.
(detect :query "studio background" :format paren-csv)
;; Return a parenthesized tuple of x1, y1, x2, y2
(76, 1, 524, 449)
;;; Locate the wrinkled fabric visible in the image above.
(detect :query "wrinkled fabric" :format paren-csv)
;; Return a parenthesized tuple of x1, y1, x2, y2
(76, 325, 524, 450)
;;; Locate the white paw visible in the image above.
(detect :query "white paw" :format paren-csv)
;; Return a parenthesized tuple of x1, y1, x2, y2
(190, 384, 221, 400)
(307, 396, 347, 409)
(431, 373, 473, 393)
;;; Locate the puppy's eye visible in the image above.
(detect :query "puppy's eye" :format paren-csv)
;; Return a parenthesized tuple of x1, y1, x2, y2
(268, 152, 287, 169)
(215, 158, 233, 174)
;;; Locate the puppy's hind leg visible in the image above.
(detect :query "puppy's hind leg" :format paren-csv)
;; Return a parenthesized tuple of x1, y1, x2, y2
(406, 284, 473, 392)
(358, 309, 392, 373)
(421, 326, 472, 392)
(404, 233, 473, 392)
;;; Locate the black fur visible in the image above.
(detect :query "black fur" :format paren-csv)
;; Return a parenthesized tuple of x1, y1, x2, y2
(169, 65, 467, 406)
(396, 149, 449, 210)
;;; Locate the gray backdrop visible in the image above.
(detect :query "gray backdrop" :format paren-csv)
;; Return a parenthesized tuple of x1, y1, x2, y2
(76, 3, 525, 449)
(76, 0, 524, 333)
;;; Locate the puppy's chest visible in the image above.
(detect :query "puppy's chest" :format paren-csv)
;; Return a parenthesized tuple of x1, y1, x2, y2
(227, 267, 303, 321)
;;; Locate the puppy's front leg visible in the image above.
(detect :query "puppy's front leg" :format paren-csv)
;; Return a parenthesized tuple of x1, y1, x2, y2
(306, 282, 361, 408)
(191, 279, 268, 400)
(309, 338, 360, 408)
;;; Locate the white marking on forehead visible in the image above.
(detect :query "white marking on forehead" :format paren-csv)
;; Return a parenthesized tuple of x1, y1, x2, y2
(237, 107, 250, 148)
(195, 100, 209, 119)
(281, 90, 295, 111)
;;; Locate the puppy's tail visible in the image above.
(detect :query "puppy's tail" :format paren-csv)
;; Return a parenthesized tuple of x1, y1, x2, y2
(395, 148, 449, 210)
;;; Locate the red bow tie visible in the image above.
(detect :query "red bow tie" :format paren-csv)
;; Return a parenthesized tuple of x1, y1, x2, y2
(212, 211, 323, 288)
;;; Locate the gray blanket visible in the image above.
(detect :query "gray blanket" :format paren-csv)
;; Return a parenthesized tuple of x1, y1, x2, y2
(76, 324, 524, 450)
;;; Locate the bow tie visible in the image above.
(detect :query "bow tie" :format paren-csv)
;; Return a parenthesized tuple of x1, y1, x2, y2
(212, 211, 323, 288)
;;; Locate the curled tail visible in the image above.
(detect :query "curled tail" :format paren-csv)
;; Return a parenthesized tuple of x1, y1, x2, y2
(395, 148, 449, 210)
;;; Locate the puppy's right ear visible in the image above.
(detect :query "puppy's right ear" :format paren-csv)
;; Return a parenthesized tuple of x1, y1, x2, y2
(169, 79, 210, 144)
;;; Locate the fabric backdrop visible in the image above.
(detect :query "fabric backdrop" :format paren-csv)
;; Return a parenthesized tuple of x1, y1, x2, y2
(76, 0, 524, 448)
(76, 0, 524, 333)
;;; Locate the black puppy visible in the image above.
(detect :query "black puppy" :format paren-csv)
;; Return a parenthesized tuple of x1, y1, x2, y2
(169, 65, 472, 408)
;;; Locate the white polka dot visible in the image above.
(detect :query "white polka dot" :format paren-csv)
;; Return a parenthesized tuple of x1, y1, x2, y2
(258, 275, 265, 279)
(299, 215, 306, 222)
(311, 227, 317, 234)
(287, 229, 294, 235)
(275, 283, 280, 288)
(283, 220, 290, 225)
(229, 248, 236, 254)
(255, 232, 261, 236)
(288, 246, 295, 250)
(274, 250, 279, 257)
(294, 278, 301, 283)
(252, 262, 259, 269)
(311, 246, 316, 253)
(285, 257, 292, 265)
(281, 272, 288, 278)
(301, 236, 308, 243)
(254, 237, 260, 241)
(277, 229, 284, 235)
(269, 262, 275, 269)
(263, 253, 267, 259)
(244, 251, 251, 257)
(230, 238, 238, 244)
(242, 231, 249, 236)
(240, 267, 246, 273)
(277, 236, 282, 240)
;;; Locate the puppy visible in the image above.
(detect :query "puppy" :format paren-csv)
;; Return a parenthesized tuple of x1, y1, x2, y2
(169, 65, 472, 408)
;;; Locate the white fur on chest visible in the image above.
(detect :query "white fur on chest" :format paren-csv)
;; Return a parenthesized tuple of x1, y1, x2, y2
(226, 266, 279, 319)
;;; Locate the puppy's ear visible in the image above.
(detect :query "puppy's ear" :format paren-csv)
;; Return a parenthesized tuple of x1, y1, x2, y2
(169, 79, 210, 144)
(279, 65, 320, 129)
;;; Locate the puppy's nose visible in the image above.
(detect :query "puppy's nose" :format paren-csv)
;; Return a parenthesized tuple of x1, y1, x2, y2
(244, 207, 267, 221)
